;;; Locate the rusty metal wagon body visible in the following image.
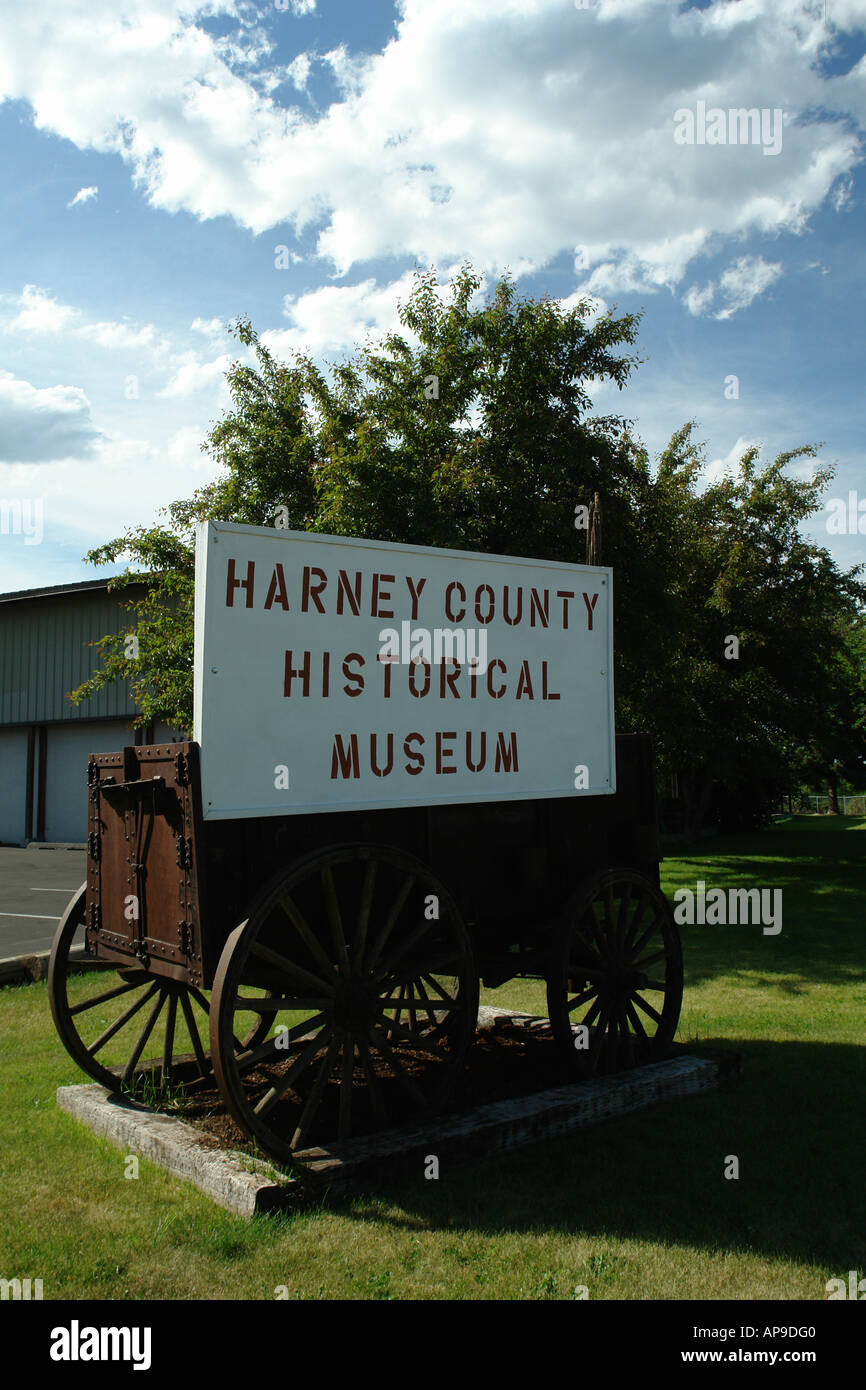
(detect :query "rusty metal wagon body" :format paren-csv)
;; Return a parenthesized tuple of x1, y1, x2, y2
(49, 524, 682, 1161)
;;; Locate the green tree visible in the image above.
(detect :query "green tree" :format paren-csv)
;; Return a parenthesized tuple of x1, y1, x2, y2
(624, 424, 866, 834)
(793, 612, 866, 812)
(71, 264, 647, 731)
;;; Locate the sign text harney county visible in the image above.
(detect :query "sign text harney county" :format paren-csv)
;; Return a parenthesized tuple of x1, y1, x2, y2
(194, 521, 615, 819)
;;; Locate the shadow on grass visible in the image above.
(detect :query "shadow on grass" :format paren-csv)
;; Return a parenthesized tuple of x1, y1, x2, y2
(339, 1039, 866, 1273)
(662, 817, 865, 990)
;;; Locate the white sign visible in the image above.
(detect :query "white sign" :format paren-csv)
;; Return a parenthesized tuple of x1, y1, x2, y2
(194, 521, 615, 819)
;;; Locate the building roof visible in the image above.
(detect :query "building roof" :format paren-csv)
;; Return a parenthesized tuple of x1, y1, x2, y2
(0, 577, 147, 604)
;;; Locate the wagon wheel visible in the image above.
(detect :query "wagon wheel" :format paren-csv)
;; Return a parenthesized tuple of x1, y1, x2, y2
(209, 843, 479, 1162)
(546, 869, 682, 1079)
(48, 883, 271, 1098)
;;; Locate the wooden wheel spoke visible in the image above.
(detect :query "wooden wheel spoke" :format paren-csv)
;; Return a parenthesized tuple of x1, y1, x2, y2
(375, 1011, 444, 1059)
(602, 998, 617, 1050)
(250, 941, 335, 996)
(639, 980, 668, 992)
(321, 867, 350, 976)
(355, 860, 377, 968)
(630, 916, 662, 961)
(368, 1027, 427, 1106)
(631, 992, 663, 1026)
(617, 998, 635, 1062)
(412, 977, 441, 1029)
(624, 891, 651, 948)
(374, 917, 437, 982)
(278, 894, 336, 981)
(121, 988, 167, 1085)
(254, 1023, 334, 1120)
(405, 978, 462, 1031)
(589, 1002, 610, 1059)
(290, 1034, 341, 1151)
(338, 1040, 355, 1142)
(615, 884, 632, 949)
(420, 972, 458, 1004)
(567, 986, 598, 1013)
(180, 989, 209, 1077)
(162, 990, 178, 1078)
(382, 983, 407, 1039)
(407, 982, 418, 1034)
(603, 886, 617, 938)
(68, 976, 147, 1016)
(357, 1036, 387, 1126)
(235, 1011, 331, 1071)
(89, 981, 160, 1056)
(234, 1035, 281, 1071)
(364, 874, 416, 971)
(581, 995, 604, 1030)
(571, 928, 604, 964)
(380, 982, 406, 1013)
(631, 947, 667, 970)
(626, 998, 649, 1042)
(579, 908, 608, 958)
(187, 986, 211, 1017)
(382, 950, 464, 993)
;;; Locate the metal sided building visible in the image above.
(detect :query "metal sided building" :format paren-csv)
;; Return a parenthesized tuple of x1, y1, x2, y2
(0, 579, 179, 845)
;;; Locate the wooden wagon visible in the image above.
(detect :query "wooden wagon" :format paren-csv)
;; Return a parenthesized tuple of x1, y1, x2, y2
(49, 523, 683, 1161)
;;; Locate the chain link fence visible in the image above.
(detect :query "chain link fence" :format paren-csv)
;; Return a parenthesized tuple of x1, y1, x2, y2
(784, 792, 866, 816)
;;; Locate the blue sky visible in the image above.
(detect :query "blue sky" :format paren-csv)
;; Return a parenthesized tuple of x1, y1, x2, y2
(1, 0, 864, 592)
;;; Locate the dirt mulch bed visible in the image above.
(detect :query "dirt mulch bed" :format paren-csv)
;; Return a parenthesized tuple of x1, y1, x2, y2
(159, 1018, 727, 1162)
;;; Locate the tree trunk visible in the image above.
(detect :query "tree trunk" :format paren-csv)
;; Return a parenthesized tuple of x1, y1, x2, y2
(681, 769, 714, 840)
(827, 769, 840, 815)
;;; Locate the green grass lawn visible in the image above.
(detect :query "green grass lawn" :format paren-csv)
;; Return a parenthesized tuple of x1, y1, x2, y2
(1, 815, 863, 1300)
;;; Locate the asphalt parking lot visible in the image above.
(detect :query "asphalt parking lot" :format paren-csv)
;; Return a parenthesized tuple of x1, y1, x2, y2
(0, 847, 87, 958)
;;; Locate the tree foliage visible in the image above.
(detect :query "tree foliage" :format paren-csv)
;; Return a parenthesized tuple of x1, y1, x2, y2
(71, 264, 866, 835)
(71, 265, 646, 731)
(620, 424, 866, 831)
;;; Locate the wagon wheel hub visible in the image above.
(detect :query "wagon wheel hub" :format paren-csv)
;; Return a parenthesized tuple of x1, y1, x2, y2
(622, 967, 648, 992)
(333, 976, 378, 1033)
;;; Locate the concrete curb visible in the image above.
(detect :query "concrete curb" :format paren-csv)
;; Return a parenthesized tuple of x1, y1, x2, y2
(297, 1053, 727, 1191)
(55, 1024, 733, 1218)
(56, 1085, 288, 1217)
(0, 947, 88, 987)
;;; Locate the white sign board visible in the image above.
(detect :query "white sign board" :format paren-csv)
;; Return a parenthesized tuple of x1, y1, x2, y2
(194, 521, 615, 819)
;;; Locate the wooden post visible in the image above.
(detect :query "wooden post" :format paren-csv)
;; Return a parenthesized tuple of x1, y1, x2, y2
(586, 491, 602, 566)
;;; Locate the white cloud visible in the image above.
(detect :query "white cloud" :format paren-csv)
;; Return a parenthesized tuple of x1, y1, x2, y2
(158, 353, 232, 397)
(67, 184, 98, 208)
(685, 256, 783, 320)
(1, 285, 169, 356)
(0, 371, 100, 462)
(165, 423, 211, 469)
(190, 316, 225, 339)
(0, 0, 863, 296)
(262, 271, 422, 359)
(714, 256, 783, 319)
(832, 173, 854, 212)
(683, 282, 716, 317)
(2, 285, 80, 335)
(286, 52, 311, 92)
(78, 321, 160, 350)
